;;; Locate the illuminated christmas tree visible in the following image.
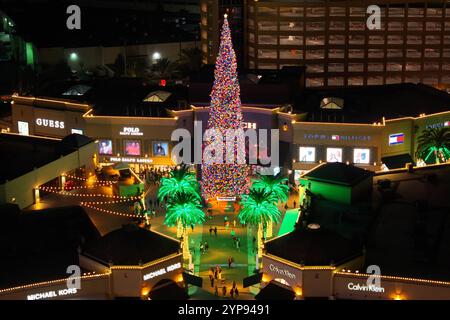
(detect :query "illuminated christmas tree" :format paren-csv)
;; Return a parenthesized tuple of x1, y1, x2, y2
(201, 14, 249, 199)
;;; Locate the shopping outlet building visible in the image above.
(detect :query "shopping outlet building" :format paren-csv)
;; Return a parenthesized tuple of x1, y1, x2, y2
(10, 79, 450, 181)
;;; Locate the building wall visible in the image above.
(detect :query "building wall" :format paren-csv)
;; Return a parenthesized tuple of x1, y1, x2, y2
(300, 178, 352, 204)
(333, 273, 450, 300)
(293, 122, 383, 171)
(12, 97, 89, 138)
(38, 41, 197, 71)
(245, 0, 450, 88)
(0, 140, 97, 209)
(302, 269, 334, 298)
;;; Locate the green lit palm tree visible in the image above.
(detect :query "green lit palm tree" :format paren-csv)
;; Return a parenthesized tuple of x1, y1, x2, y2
(416, 128, 450, 164)
(165, 191, 205, 260)
(251, 172, 289, 204)
(157, 164, 201, 203)
(239, 188, 282, 258)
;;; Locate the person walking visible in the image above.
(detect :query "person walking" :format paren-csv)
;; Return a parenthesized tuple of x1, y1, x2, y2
(214, 227, 218, 237)
(234, 287, 239, 298)
(214, 285, 219, 296)
(233, 219, 237, 228)
(200, 242, 204, 255)
(205, 241, 209, 253)
(293, 200, 297, 208)
(232, 281, 236, 291)
(209, 227, 213, 236)
(222, 285, 227, 297)
(236, 238, 240, 251)
(230, 287, 235, 299)
(209, 274, 214, 288)
(228, 256, 233, 269)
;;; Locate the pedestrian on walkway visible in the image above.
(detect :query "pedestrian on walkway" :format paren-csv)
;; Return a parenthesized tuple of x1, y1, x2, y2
(233, 219, 236, 228)
(214, 285, 219, 296)
(236, 238, 240, 251)
(204, 241, 209, 253)
(234, 287, 239, 297)
(230, 288, 234, 299)
(228, 256, 233, 268)
(209, 227, 213, 236)
(214, 268, 218, 280)
(214, 227, 218, 237)
(232, 281, 236, 290)
(200, 242, 204, 255)
(209, 274, 214, 288)
(293, 200, 297, 208)
(222, 285, 227, 297)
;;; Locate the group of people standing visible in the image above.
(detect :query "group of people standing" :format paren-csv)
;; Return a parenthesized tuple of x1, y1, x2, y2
(213, 280, 239, 299)
(200, 241, 209, 254)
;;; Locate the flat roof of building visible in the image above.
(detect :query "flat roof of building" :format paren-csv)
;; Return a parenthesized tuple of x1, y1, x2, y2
(302, 163, 374, 186)
(0, 133, 93, 184)
(82, 224, 180, 266)
(32, 78, 189, 117)
(266, 226, 363, 266)
(0, 205, 100, 289)
(299, 83, 450, 124)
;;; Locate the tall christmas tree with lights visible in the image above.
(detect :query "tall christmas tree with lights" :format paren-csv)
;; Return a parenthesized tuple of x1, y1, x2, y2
(201, 14, 249, 199)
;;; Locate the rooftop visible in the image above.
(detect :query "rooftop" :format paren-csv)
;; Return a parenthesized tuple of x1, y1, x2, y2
(0, 133, 93, 184)
(299, 83, 450, 124)
(0, 205, 100, 289)
(266, 226, 363, 266)
(302, 163, 374, 186)
(82, 224, 180, 266)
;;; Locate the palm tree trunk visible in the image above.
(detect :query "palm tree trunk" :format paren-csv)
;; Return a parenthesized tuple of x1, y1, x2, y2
(177, 219, 183, 238)
(266, 220, 273, 238)
(257, 222, 263, 258)
(182, 227, 190, 259)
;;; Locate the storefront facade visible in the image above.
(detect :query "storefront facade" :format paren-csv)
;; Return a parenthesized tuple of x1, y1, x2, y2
(261, 253, 450, 300)
(0, 253, 184, 300)
(11, 96, 89, 138)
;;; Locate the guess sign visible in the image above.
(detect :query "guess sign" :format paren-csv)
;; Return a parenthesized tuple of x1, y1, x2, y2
(36, 118, 65, 129)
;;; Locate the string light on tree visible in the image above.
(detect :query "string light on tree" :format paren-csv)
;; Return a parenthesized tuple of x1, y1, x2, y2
(201, 14, 250, 199)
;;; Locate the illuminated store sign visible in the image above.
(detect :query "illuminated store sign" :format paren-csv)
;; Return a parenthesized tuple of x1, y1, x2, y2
(217, 196, 237, 202)
(71, 129, 83, 135)
(269, 264, 296, 280)
(27, 288, 78, 300)
(110, 157, 152, 164)
(426, 121, 450, 130)
(304, 134, 371, 142)
(119, 127, 143, 136)
(389, 133, 404, 146)
(18, 121, 29, 136)
(299, 147, 315, 162)
(36, 118, 65, 129)
(347, 282, 385, 293)
(143, 262, 181, 281)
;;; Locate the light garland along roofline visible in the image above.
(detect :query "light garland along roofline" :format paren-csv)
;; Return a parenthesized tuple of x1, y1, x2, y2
(82, 108, 179, 121)
(109, 253, 182, 270)
(384, 110, 450, 122)
(12, 95, 91, 111)
(0, 272, 111, 294)
(292, 120, 385, 127)
(0, 131, 62, 141)
(263, 253, 336, 270)
(335, 271, 450, 287)
(374, 162, 450, 176)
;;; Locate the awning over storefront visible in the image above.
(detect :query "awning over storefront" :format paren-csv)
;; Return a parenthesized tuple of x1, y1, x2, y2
(381, 153, 414, 169)
(148, 279, 189, 300)
(243, 273, 263, 288)
(254, 281, 295, 300)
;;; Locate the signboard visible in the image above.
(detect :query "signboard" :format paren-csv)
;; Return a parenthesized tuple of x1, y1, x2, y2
(216, 196, 237, 202)
(27, 288, 78, 300)
(262, 256, 302, 287)
(389, 133, 404, 146)
(143, 262, 181, 281)
(110, 157, 152, 164)
(36, 118, 65, 129)
(119, 127, 143, 136)
(347, 282, 385, 293)
(426, 121, 450, 130)
(304, 134, 372, 142)
(18, 121, 29, 135)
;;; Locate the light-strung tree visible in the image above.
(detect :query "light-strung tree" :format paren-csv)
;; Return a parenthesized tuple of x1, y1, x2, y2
(416, 128, 450, 164)
(251, 172, 289, 203)
(157, 164, 201, 238)
(239, 188, 282, 260)
(251, 172, 289, 237)
(201, 14, 249, 199)
(164, 191, 205, 260)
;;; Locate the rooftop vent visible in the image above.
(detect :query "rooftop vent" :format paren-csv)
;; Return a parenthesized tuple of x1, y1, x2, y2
(320, 97, 344, 110)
